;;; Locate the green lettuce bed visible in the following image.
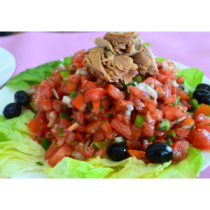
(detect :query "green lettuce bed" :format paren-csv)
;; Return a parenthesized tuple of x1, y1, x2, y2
(0, 56, 204, 178)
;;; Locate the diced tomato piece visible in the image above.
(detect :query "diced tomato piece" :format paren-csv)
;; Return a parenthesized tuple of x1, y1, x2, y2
(28, 119, 40, 132)
(174, 105, 187, 119)
(142, 122, 155, 137)
(80, 75, 91, 84)
(73, 110, 84, 125)
(70, 63, 83, 70)
(101, 120, 113, 133)
(172, 86, 180, 96)
(143, 77, 162, 88)
(150, 109, 163, 121)
(177, 76, 185, 84)
(162, 82, 172, 98)
(172, 141, 189, 161)
(128, 150, 152, 164)
(71, 93, 86, 112)
(164, 94, 176, 105)
(145, 98, 157, 112)
(155, 87, 166, 100)
(175, 127, 190, 139)
(182, 117, 195, 127)
(194, 103, 210, 118)
(75, 132, 84, 142)
(56, 86, 65, 99)
(131, 125, 142, 141)
(92, 101, 100, 114)
(39, 79, 55, 89)
(117, 112, 124, 122)
(99, 98, 110, 114)
(45, 142, 59, 160)
(40, 86, 53, 99)
(48, 144, 72, 166)
(52, 100, 66, 112)
(40, 123, 48, 133)
(156, 73, 170, 83)
(95, 146, 107, 158)
(53, 71, 62, 85)
(83, 81, 98, 93)
(106, 84, 125, 100)
(163, 106, 175, 121)
(61, 82, 77, 94)
(32, 130, 42, 144)
(64, 131, 76, 146)
(78, 143, 95, 158)
(84, 88, 106, 102)
(115, 99, 132, 112)
(195, 113, 205, 123)
(192, 129, 210, 149)
(181, 100, 192, 109)
(180, 92, 190, 102)
(128, 86, 149, 101)
(196, 117, 210, 133)
(93, 130, 106, 142)
(85, 120, 101, 134)
(58, 118, 72, 130)
(44, 130, 54, 140)
(110, 119, 132, 139)
(68, 74, 81, 85)
(34, 112, 46, 123)
(126, 140, 143, 150)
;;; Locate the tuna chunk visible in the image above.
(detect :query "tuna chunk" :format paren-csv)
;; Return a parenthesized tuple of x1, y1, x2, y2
(132, 45, 158, 75)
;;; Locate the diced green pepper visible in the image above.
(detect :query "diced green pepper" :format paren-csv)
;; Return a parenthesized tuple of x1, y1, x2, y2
(157, 119, 170, 131)
(41, 138, 51, 151)
(134, 114, 146, 128)
(59, 113, 70, 120)
(60, 70, 71, 81)
(133, 75, 142, 83)
(166, 138, 173, 146)
(166, 129, 176, 138)
(173, 96, 180, 107)
(69, 91, 77, 98)
(192, 99, 200, 110)
(147, 134, 157, 142)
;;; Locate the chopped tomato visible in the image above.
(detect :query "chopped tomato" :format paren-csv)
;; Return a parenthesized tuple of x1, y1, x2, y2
(192, 129, 210, 149)
(106, 84, 125, 100)
(58, 118, 72, 129)
(177, 76, 185, 84)
(70, 63, 83, 70)
(92, 101, 100, 114)
(145, 98, 157, 112)
(61, 82, 77, 94)
(83, 81, 98, 93)
(110, 119, 132, 139)
(84, 88, 106, 102)
(172, 141, 189, 161)
(182, 117, 195, 127)
(195, 113, 205, 123)
(131, 125, 142, 141)
(68, 74, 81, 85)
(115, 99, 131, 112)
(78, 143, 95, 158)
(71, 93, 86, 112)
(73, 110, 84, 125)
(95, 146, 107, 158)
(128, 150, 152, 164)
(93, 130, 106, 142)
(85, 120, 101, 134)
(48, 144, 72, 166)
(45, 142, 59, 160)
(194, 103, 210, 118)
(164, 94, 176, 105)
(150, 109, 163, 121)
(126, 140, 142, 150)
(28, 119, 40, 132)
(142, 122, 155, 137)
(40, 86, 53, 99)
(64, 131, 76, 145)
(180, 92, 190, 102)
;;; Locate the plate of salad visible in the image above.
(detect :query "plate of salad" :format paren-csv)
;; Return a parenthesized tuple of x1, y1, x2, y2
(1, 31, 210, 179)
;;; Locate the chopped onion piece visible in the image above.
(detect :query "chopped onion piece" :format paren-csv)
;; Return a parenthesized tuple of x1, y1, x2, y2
(127, 103, 134, 111)
(115, 136, 124, 143)
(27, 89, 36, 94)
(52, 88, 59, 99)
(160, 61, 168, 71)
(85, 140, 91, 146)
(137, 83, 158, 99)
(68, 122, 80, 131)
(172, 80, 179, 87)
(171, 116, 187, 126)
(125, 110, 131, 117)
(59, 63, 65, 68)
(75, 68, 88, 75)
(62, 96, 73, 108)
(144, 91, 149, 96)
(47, 111, 57, 127)
(71, 151, 86, 161)
(150, 84, 154, 89)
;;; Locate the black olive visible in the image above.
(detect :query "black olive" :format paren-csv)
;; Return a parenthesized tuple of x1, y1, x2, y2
(3, 103, 22, 119)
(193, 89, 210, 105)
(107, 142, 128, 161)
(146, 142, 173, 163)
(14, 90, 30, 106)
(196, 83, 210, 92)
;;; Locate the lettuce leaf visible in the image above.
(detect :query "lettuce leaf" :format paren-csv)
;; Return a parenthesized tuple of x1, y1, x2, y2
(6, 57, 72, 92)
(177, 68, 204, 97)
(47, 145, 203, 178)
(0, 110, 48, 178)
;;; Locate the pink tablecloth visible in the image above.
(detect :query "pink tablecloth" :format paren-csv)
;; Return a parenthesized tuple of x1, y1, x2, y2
(0, 32, 210, 178)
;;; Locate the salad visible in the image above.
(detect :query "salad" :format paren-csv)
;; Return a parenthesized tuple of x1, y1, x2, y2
(1, 31, 208, 178)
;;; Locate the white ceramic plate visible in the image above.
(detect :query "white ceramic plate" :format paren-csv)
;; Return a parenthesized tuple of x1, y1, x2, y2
(0, 60, 210, 178)
(0, 47, 16, 87)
